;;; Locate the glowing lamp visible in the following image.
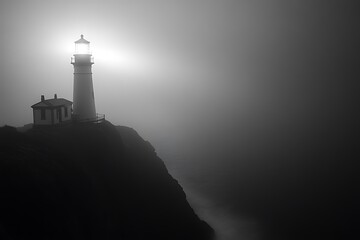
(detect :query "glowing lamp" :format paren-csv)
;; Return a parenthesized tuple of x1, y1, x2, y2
(74, 34, 91, 54)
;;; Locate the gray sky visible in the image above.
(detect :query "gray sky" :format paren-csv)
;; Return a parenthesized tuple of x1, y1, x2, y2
(0, 1, 358, 239)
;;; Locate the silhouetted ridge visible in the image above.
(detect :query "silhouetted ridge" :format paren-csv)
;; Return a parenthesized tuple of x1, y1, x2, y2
(0, 122, 214, 240)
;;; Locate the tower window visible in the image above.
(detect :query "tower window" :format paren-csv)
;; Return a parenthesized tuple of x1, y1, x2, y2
(41, 109, 46, 120)
(65, 107, 68, 117)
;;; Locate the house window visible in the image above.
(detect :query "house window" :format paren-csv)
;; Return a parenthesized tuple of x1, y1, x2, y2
(65, 107, 68, 117)
(41, 109, 46, 120)
(56, 109, 60, 119)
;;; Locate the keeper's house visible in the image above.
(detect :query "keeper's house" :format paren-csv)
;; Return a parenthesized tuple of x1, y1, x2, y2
(31, 94, 72, 126)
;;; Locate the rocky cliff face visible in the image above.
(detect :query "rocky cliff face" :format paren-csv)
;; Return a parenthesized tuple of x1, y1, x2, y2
(0, 122, 214, 240)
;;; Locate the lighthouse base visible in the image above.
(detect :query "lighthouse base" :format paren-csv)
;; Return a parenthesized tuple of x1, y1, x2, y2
(72, 113, 105, 124)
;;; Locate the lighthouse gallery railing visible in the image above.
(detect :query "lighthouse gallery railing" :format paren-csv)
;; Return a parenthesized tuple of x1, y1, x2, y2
(72, 113, 105, 124)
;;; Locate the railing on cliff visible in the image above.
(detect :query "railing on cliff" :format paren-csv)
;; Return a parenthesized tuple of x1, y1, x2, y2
(72, 113, 105, 124)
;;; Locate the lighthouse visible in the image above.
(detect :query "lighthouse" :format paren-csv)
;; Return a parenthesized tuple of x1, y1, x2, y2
(31, 35, 104, 126)
(71, 35, 97, 121)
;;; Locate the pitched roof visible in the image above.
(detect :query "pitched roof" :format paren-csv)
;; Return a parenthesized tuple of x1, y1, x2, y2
(31, 98, 72, 108)
(75, 34, 90, 44)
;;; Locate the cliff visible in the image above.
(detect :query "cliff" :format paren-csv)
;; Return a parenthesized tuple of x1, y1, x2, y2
(0, 122, 214, 240)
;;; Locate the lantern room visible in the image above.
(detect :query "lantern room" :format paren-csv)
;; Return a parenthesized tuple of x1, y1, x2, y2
(74, 34, 91, 54)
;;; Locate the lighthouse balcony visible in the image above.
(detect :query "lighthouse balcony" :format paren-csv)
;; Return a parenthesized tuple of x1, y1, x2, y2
(71, 56, 94, 64)
(72, 113, 105, 124)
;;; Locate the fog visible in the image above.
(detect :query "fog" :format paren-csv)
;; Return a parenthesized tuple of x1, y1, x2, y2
(0, 1, 359, 239)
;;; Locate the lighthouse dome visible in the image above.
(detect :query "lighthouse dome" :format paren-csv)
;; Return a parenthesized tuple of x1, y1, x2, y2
(75, 34, 90, 44)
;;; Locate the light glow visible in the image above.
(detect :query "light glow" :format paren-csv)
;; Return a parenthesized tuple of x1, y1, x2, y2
(75, 43, 90, 54)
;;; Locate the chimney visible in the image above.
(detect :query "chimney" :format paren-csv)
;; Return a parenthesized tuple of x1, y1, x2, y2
(54, 94, 57, 99)
(41, 95, 45, 101)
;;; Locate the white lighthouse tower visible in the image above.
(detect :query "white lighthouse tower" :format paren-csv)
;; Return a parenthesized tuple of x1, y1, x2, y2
(71, 35, 97, 121)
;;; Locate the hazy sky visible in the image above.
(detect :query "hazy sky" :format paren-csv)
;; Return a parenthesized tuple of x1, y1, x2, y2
(0, 1, 358, 239)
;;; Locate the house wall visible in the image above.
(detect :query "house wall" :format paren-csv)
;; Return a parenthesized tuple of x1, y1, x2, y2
(61, 105, 72, 122)
(53, 109, 59, 124)
(33, 109, 52, 125)
(33, 105, 72, 125)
